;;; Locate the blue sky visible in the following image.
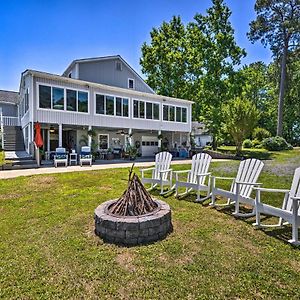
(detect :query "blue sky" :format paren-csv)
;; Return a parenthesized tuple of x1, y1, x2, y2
(0, 0, 272, 91)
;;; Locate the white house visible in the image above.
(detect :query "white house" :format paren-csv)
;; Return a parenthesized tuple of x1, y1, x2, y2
(4, 55, 194, 157)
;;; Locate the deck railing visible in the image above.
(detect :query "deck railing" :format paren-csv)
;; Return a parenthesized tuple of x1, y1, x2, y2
(3, 116, 20, 126)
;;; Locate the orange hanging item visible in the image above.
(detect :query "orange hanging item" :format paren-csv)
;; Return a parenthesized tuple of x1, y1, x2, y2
(34, 122, 43, 148)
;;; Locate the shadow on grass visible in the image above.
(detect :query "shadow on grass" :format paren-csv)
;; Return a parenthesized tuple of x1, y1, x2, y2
(215, 204, 298, 247)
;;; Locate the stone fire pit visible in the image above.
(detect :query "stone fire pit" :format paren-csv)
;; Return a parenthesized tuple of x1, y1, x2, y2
(94, 165, 172, 246)
(94, 199, 171, 246)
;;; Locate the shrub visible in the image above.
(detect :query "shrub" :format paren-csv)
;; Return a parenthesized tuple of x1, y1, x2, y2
(262, 136, 293, 151)
(253, 127, 271, 141)
(252, 139, 261, 148)
(243, 139, 253, 148)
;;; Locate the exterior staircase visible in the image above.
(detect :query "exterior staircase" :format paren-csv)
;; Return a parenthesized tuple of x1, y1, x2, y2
(3, 126, 25, 151)
(2, 126, 38, 170)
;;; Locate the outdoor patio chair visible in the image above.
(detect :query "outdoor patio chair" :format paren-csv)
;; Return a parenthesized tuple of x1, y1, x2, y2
(79, 146, 92, 167)
(254, 167, 300, 246)
(140, 151, 173, 195)
(174, 153, 212, 202)
(54, 147, 68, 168)
(210, 158, 264, 217)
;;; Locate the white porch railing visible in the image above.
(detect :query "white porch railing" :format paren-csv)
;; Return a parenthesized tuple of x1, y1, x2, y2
(0, 108, 3, 149)
(3, 116, 20, 126)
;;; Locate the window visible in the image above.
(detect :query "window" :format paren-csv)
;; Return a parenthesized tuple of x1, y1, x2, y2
(39, 85, 51, 109)
(133, 100, 138, 118)
(106, 96, 114, 115)
(66, 89, 77, 111)
(139, 101, 145, 118)
(176, 107, 181, 122)
(128, 78, 134, 89)
(163, 105, 168, 121)
(78, 91, 88, 113)
(146, 102, 152, 119)
(123, 98, 129, 117)
(116, 97, 122, 116)
(38, 84, 88, 113)
(163, 104, 187, 122)
(98, 134, 109, 150)
(153, 103, 159, 120)
(95, 94, 129, 117)
(169, 106, 175, 121)
(182, 107, 187, 123)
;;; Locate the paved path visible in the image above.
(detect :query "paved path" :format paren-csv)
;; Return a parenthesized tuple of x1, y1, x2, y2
(0, 159, 228, 179)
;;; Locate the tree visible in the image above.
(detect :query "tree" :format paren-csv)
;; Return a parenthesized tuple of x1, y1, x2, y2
(248, 0, 300, 136)
(140, 16, 188, 99)
(224, 98, 260, 155)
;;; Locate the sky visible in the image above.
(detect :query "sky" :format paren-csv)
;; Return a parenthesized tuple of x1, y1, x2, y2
(0, 0, 272, 92)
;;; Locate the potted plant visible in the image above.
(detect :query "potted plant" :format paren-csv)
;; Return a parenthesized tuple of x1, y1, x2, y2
(106, 148, 114, 160)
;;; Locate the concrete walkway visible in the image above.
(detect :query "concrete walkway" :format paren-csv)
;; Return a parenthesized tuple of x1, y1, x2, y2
(0, 159, 228, 179)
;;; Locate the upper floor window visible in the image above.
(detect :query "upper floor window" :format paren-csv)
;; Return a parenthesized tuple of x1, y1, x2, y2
(95, 94, 129, 117)
(163, 104, 187, 123)
(128, 78, 135, 89)
(39, 84, 88, 113)
(133, 99, 159, 120)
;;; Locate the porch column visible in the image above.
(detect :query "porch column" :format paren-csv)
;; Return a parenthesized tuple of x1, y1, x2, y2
(187, 133, 191, 148)
(58, 124, 63, 147)
(88, 126, 92, 147)
(128, 128, 133, 146)
(47, 129, 50, 151)
(179, 132, 182, 147)
(158, 130, 162, 149)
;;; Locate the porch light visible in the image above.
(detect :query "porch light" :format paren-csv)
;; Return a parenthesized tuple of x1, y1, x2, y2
(50, 126, 55, 133)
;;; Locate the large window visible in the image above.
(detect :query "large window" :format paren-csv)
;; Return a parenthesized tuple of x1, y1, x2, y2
(78, 91, 88, 113)
(66, 89, 77, 111)
(39, 85, 51, 109)
(39, 84, 88, 113)
(163, 105, 187, 123)
(52, 87, 64, 110)
(95, 94, 129, 117)
(133, 99, 160, 120)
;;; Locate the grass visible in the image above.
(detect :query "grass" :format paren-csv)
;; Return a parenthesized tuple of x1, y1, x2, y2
(0, 150, 5, 166)
(1, 149, 300, 299)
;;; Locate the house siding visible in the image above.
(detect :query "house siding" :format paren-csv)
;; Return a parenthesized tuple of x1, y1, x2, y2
(78, 58, 154, 94)
(33, 75, 192, 133)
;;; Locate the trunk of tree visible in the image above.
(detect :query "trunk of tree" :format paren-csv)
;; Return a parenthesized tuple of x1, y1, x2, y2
(212, 135, 218, 150)
(277, 44, 288, 136)
(236, 142, 242, 157)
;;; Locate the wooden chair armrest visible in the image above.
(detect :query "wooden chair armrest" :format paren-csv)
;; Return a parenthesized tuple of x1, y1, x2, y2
(254, 187, 290, 193)
(291, 196, 300, 201)
(159, 169, 173, 174)
(173, 170, 190, 174)
(196, 172, 211, 177)
(235, 181, 262, 186)
(212, 176, 235, 181)
(140, 167, 155, 172)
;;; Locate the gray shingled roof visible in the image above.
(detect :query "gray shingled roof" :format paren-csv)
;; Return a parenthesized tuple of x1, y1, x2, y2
(0, 90, 19, 104)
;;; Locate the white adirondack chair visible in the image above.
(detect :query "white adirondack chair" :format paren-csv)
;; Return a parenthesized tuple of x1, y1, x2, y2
(254, 167, 300, 246)
(174, 153, 212, 202)
(140, 151, 173, 195)
(54, 147, 68, 168)
(210, 158, 264, 217)
(79, 146, 92, 167)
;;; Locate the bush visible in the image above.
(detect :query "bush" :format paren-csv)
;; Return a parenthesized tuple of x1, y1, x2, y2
(252, 139, 261, 148)
(253, 127, 271, 141)
(243, 139, 253, 148)
(262, 136, 293, 151)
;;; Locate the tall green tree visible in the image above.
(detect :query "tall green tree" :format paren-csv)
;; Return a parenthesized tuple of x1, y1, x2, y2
(186, 0, 246, 149)
(248, 0, 300, 136)
(140, 16, 188, 99)
(224, 98, 260, 155)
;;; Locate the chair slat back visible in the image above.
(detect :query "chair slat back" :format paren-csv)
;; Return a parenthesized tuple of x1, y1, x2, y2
(189, 153, 212, 185)
(81, 146, 91, 153)
(56, 147, 66, 154)
(232, 158, 264, 198)
(153, 151, 172, 180)
(286, 167, 300, 214)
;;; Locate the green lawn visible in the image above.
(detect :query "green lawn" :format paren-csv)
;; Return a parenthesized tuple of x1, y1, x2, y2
(0, 151, 5, 166)
(1, 150, 300, 299)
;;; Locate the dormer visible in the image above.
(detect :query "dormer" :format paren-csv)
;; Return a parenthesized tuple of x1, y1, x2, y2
(62, 55, 155, 94)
